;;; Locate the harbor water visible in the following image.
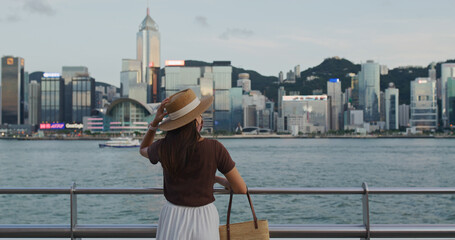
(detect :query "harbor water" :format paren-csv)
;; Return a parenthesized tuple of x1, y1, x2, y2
(0, 138, 454, 225)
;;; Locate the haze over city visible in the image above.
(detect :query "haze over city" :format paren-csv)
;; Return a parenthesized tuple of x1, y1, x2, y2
(1, 0, 454, 87)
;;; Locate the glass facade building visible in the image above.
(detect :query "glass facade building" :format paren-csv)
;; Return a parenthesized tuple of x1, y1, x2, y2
(410, 78, 437, 131)
(62, 66, 89, 122)
(1, 56, 25, 124)
(72, 76, 95, 123)
(163, 62, 234, 132)
(359, 60, 380, 122)
(137, 9, 161, 103)
(327, 79, 342, 130)
(120, 59, 147, 103)
(104, 98, 155, 132)
(448, 77, 455, 127)
(385, 84, 399, 130)
(41, 74, 64, 123)
(441, 63, 455, 127)
(28, 80, 40, 125)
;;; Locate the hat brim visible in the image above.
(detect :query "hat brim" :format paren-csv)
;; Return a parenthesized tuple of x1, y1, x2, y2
(158, 96, 214, 131)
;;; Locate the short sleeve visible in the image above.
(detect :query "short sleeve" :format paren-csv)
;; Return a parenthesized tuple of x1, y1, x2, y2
(147, 139, 162, 165)
(215, 140, 236, 174)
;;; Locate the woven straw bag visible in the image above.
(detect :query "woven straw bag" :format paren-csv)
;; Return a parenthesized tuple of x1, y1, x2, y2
(219, 189, 269, 240)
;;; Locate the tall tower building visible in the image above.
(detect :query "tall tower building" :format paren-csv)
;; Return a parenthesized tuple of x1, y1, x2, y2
(62, 66, 89, 122)
(137, 8, 161, 103)
(440, 63, 455, 127)
(1, 56, 25, 125)
(120, 59, 146, 103)
(41, 73, 64, 123)
(359, 60, 380, 122)
(385, 83, 399, 130)
(327, 78, 342, 130)
(72, 76, 95, 123)
(28, 80, 40, 125)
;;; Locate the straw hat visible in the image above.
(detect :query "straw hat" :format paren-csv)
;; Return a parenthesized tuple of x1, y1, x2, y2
(158, 89, 214, 131)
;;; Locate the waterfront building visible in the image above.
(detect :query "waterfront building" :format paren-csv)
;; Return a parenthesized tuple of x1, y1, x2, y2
(137, 8, 161, 103)
(410, 78, 437, 131)
(278, 71, 284, 82)
(385, 83, 399, 130)
(23, 72, 29, 124)
(236, 73, 251, 93)
(399, 104, 410, 127)
(71, 76, 95, 123)
(230, 87, 243, 131)
(350, 74, 359, 109)
(103, 98, 156, 132)
(278, 86, 285, 118)
(429, 63, 436, 82)
(344, 109, 364, 130)
(1, 56, 25, 124)
(263, 101, 275, 130)
(448, 77, 455, 127)
(40, 73, 64, 123)
(441, 63, 455, 127)
(120, 59, 146, 103)
(242, 90, 266, 128)
(244, 105, 257, 127)
(62, 66, 89, 122)
(327, 78, 342, 130)
(359, 60, 380, 122)
(163, 61, 235, 132)
(281, 95, 330, 134)
(28, 80, 40, 125)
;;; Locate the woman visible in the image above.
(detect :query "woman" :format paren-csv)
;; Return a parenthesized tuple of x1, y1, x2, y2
(139, 89, 247, 240)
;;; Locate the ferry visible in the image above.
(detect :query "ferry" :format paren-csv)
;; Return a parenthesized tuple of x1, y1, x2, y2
(99, 137, 140, 148)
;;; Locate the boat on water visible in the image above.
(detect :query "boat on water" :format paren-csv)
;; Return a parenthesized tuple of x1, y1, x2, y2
(99, 137, 140, 148)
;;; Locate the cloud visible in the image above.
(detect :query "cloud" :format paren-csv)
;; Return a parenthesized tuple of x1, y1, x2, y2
(219, 28, 254, 40)
(6, 15, 22, 22)
(194, 16, 208, 27)
(23, 0, 56, 16)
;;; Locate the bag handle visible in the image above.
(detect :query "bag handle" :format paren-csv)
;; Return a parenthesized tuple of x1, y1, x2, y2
(226, 187, 258, 240)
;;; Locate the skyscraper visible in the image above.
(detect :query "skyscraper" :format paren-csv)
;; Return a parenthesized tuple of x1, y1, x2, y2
(62, 66, 89, 122)
(359, 60, 380, 122)
(137, 8, 161, 103)
(1, 56, 25, 125)
(410, 78, 437, 131)
(28, 80, 40, 125)
(440, 63, 455, 127)
(41, 73, 64, 123)
(448, 77, 455, 127)
(120, 59, 146, 103)
(385, 83, 399, 130)
(327, 78, 342, 130)
(72, 76, 95, 123)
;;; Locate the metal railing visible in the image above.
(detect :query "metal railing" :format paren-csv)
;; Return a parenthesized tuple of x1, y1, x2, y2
(1, 182, 455, 239)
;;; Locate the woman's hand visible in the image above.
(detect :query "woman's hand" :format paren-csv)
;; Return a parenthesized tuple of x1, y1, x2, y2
(215, 176, 231, 190)
(150, 98, 170, 127)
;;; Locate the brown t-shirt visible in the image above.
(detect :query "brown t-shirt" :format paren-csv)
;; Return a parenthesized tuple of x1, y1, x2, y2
(147, 138, 235, 207)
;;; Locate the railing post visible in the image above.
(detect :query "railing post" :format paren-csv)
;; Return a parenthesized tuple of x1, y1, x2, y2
(70, 182, 80, 240)
(361, 182, 370, 240)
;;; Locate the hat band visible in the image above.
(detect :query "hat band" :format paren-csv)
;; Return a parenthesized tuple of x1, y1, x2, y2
(168, 97, 201, 120)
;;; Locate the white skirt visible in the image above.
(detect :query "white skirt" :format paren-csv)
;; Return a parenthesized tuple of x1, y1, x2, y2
(156, 201, 220, 240)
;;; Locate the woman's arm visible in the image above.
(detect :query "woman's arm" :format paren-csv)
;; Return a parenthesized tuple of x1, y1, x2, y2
(223, 167, 247, 194)
(139, 98, 169, 158)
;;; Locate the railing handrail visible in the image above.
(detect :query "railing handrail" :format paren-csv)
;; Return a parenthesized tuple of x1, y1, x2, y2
(1, 185, 455, 239)
(2, 186, 455, 194)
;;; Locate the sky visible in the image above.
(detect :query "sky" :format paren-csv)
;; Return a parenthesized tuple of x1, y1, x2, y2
(1, 0, 454, 87)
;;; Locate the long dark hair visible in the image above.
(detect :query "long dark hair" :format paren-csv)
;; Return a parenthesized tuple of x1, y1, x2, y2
(158, 119, 201, 178)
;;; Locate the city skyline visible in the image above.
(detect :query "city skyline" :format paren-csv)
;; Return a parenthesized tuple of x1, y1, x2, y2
(1, 0, 454, 87)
